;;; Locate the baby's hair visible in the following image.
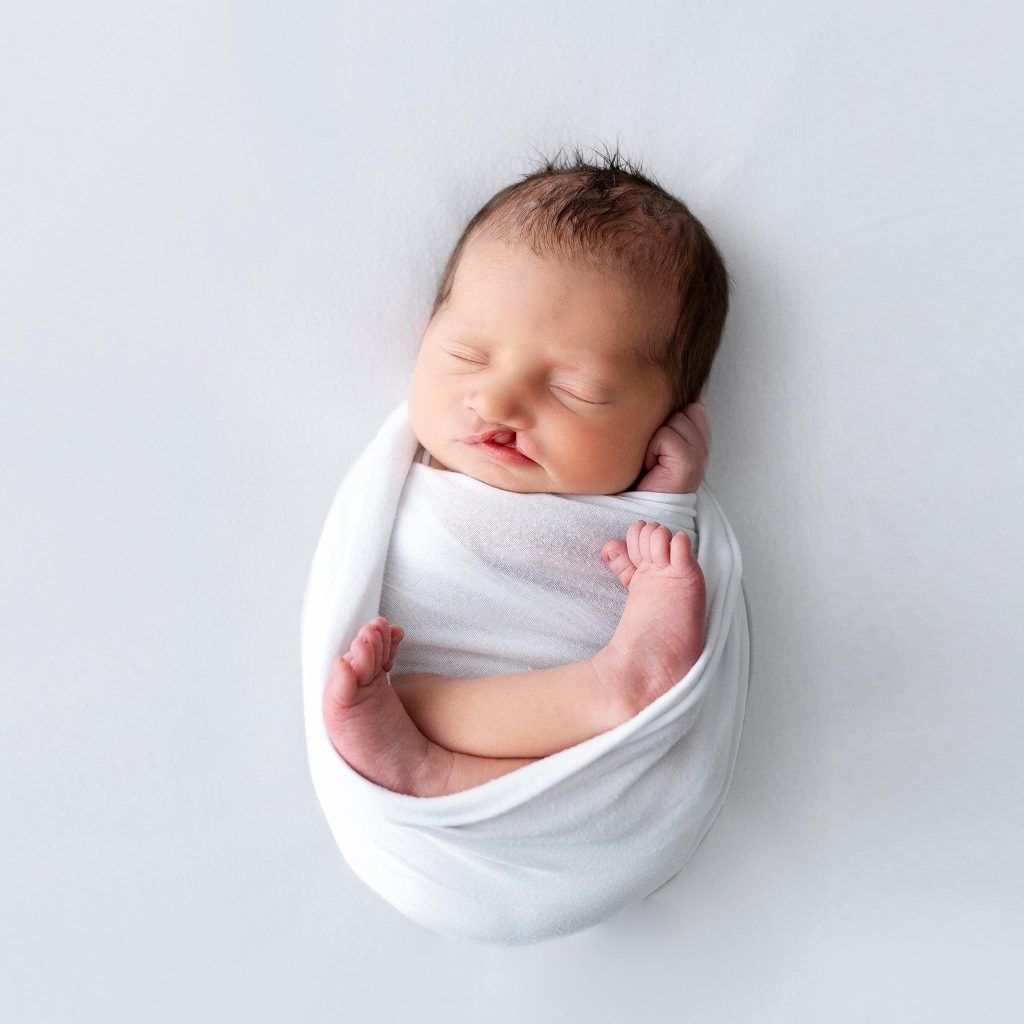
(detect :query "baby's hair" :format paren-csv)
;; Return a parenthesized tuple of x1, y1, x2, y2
(429, 142, 730, 411)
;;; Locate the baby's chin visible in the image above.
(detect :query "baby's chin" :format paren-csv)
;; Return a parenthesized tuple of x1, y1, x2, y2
(452, 454, 629, 496)
(458, 459, 545, 493)
(434, 449, 542, 493)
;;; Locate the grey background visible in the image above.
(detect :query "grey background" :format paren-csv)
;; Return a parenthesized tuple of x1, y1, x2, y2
(3, 1, 1022, 1020)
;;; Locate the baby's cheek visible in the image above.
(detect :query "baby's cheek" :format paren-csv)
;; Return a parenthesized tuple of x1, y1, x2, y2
(407, 375, 443, 443)
(573, 438, 644, 494)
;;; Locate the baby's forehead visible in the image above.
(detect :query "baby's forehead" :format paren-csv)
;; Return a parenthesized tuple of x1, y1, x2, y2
(448, 238, 671, 358)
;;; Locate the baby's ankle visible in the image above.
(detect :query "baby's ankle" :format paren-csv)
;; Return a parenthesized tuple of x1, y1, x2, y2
(589, 648, 646, 731)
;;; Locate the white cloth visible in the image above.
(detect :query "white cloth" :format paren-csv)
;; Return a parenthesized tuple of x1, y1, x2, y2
(300, 400, 749, 944)
(381, 443, 698, 679)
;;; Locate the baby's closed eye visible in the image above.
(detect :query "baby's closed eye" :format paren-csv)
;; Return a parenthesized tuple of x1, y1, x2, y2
(444, 351, 610, 405)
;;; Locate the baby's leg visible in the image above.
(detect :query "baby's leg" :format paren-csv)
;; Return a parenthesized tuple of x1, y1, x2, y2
(392, 520, 706, 759)
(324, 618, 540, 796)
(391, 661, 616, 759)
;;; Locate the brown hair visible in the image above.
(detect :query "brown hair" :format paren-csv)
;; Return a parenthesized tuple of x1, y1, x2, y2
(428, 143, 731, 411)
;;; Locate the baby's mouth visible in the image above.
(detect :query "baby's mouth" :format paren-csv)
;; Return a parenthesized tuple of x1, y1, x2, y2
(463, 428, 517, 447)
(463, 428, 536, 463)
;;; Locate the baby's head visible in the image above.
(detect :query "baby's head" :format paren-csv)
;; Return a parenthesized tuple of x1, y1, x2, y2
(408, 146, 729, 495)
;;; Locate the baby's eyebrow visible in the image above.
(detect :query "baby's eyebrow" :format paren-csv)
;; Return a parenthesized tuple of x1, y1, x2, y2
(565, 367, 620, 390)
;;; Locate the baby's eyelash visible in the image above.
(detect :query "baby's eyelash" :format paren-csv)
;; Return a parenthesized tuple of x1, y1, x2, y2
(554, 387, 602, 404)
(446, 352, 605, 404)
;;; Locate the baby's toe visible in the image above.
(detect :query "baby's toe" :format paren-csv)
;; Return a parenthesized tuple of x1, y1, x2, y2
(669, 533, 703, 586)
(326, 655, 360, 709)
(388, 624, 404, 659)
(382, 625, 404, 672)
(367, 625, 385, 673)
(625, 521, 646, 564)
(670, 531, 695, 566)
(369, 616, 402, 666)
(636, 521, 663, 566)
(649, 525, 671, 567)
(602, 540, 636, 588)
(350, 627, 381, 682)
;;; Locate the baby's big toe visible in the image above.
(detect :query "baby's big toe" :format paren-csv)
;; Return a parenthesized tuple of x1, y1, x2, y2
(670, 531, 698, 570)
(325, 655, 360, 712)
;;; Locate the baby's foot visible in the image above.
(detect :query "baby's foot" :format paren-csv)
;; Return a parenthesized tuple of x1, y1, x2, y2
(592, 521, 706, 722)
(322, 616, 455, 796)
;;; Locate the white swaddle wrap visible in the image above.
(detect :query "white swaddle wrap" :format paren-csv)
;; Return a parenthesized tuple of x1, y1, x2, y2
(381, 442, 699, 680)
(301, 399, 749, 945)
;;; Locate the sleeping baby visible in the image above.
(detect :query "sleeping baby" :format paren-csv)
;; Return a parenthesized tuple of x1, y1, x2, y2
(322, 149, 728, 797)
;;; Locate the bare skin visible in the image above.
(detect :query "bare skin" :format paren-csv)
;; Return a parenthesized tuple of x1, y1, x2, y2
(323, 518, 705, 795)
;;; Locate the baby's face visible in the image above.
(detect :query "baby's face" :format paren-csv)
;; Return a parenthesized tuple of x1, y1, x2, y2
(408, 234, 675, 495)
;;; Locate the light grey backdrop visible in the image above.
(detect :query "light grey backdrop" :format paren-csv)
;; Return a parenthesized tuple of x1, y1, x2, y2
(3, 1, 1021, 1021)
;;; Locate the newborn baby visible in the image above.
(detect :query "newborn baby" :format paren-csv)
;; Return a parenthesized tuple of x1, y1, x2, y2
(323, 152, 727, 797)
